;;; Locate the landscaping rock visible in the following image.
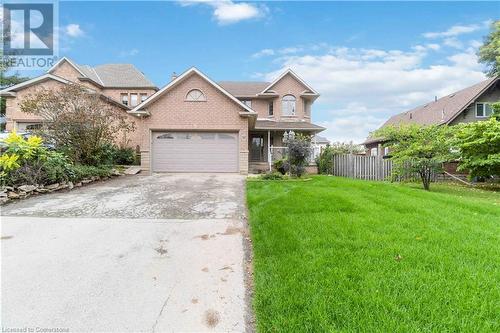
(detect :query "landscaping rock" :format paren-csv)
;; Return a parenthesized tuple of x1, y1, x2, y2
(4, 186, 14, 191)
(18, 185, 37, 193)
(36, 188, 50, 193)
(68, 182, 74, 190)
(0, 197, 9, 205)
(81, 179, 92, 184)
(46, 183, 60, 190)
(7, 191, 20, 199)
(0, 191, 7, 198)
(111, 169, 121, 176)
(57, 184, 69, 191)
(75, 182, 83, 187)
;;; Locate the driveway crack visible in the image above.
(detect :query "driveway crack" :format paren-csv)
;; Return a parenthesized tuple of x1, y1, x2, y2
(151, 281, 178, 333)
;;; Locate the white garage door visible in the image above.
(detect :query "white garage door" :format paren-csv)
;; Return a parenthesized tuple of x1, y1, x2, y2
(152, 132, 239, 172)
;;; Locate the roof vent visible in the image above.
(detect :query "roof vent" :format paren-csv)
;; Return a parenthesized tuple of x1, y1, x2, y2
(171, 72, 178, 81)
(435, 96, 438, 102)
(449, 93, 455, 98)
(424, 104, 429, 108)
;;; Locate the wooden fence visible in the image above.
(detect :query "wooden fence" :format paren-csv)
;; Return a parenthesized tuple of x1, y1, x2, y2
(332, 154, 442, 182)
(333, 154, 393, 181)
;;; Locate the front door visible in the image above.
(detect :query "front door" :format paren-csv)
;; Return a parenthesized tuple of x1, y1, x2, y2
(250, 134, 265, 161)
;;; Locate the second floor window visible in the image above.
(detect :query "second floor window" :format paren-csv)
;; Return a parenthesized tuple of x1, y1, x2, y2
(140, 93, 148, 102)
(304, 100, 311, 117)
(476, 103, 492, 118)
(186, 89, 206, 101)
(268, 101, 274, 116)
(282, 95, 296, 116)
(121, 94, 128, 106)
(130, 94, 138, 106)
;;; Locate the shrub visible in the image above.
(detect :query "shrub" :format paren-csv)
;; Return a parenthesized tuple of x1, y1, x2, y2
(113, 147, 137, 165)
(70, 164, 113, 182)
(316, 146, 334, 174)
(261, 172, 285, 180)
(284, 132, 312, 178)
(273, 158, 288, 175)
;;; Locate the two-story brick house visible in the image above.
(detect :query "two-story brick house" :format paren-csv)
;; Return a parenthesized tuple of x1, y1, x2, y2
(1, 57, 325, 174)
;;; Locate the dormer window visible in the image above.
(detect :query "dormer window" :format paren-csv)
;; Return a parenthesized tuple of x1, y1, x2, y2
(186, 89, 206, 102)
(282, 95, 296, 116)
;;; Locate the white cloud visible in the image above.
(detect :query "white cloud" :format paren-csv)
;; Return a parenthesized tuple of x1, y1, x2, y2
(64, 24, 84, 38)
(443, 37, 463, 49)
(119, 48, 139, 57)
(252, 48, 275, 58)
(256, 43, 486, 143)
(179, 0, 267, 25)
(423, 21, 489, 39)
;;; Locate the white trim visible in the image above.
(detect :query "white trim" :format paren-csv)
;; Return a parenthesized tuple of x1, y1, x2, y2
(475, 102, 491, 118)
(130, 67, 255, 113)
(258, 68, 320, 95)
(91, 67, 104, 85)
(0, 74, 69, 93)
(47, 57, 87, 77)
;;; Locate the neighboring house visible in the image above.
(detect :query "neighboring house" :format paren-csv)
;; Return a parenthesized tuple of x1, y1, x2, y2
(364, 76, 500, 156)
(0, 57, 324, 174)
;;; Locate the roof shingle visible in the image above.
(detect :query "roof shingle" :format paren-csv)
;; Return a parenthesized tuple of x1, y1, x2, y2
(218, 81, 270, 97)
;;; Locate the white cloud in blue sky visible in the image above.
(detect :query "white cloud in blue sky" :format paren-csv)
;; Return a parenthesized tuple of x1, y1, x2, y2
(178, 0, 267, 25)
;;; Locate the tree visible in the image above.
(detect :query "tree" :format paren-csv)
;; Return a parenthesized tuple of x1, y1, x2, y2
(374, 124, 453, 190)
(316, 141, 364, 174)
(478, 20, 500, 77)
(19, 84, 135, 165)
(283, 132, 312, 178)
(453, 112, 500, 180)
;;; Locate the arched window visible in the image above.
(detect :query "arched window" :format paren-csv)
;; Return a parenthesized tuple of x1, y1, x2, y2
(282, 95, 296, 116)
(186, 89, 206, 101)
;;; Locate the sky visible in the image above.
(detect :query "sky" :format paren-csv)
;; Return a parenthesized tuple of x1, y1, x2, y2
(8, 1, 500, 143)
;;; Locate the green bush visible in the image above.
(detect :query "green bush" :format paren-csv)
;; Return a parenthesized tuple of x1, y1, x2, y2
(261, 172, 285, 180)
(113, 147, 137, 165)
(273, 159, 288, 175)
(70, 164, 113, 182)
(316, 146, 334, 174)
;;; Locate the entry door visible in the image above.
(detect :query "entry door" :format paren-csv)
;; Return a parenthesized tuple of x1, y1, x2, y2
(250, 134, 265, 161)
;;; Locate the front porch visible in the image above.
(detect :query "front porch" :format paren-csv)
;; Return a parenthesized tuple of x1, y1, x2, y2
(248, 127, 323, 174)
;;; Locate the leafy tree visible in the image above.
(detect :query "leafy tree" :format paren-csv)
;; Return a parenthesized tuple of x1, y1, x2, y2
(374, 124, 453, 190)
(283, 132, 312, 178)
(478, 20, 500, 77)
(316, 141, 364, 174)
(19, 84, 135, 165)
(453, 113, 500, 179)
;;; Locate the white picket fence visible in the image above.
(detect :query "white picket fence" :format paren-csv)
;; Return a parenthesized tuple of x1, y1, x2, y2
(332, 154, 393, 181)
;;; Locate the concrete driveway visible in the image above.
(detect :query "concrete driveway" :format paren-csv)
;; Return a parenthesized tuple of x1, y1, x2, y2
(1, 174, 251, 332)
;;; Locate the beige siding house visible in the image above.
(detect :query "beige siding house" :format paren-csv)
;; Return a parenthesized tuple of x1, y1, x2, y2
(1, 57, 324, 174)
(364, 76, 500, 156)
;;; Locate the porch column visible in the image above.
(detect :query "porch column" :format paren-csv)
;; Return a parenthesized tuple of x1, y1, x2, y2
(268, 130, 272, 172)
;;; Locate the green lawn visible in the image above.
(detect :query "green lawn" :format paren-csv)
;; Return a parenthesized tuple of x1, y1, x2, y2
(247, 176, 500, 332)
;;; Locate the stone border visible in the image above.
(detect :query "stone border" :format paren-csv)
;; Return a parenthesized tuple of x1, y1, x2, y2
(0, 169, 124, 206)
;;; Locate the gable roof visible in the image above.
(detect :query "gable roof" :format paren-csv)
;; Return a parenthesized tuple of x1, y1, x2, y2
(363, 76, 499, 144)
(0, 73, 130, 110)
(48, 57, 157, 89)
(129, 67, 257, 115)
(258, 69, 319, 96)
(383, 76, 498, 127)
(218, 81, 270, 97)
(0, 74, 70, 96)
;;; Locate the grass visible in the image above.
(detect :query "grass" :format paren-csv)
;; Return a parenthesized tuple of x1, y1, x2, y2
(247, 176, 500, 332)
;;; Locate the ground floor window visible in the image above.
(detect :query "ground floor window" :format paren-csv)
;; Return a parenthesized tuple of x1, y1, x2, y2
(476, 103, 493, 118)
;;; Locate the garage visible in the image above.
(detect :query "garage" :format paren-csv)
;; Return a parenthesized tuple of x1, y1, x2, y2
(152, 131, 239, 172)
